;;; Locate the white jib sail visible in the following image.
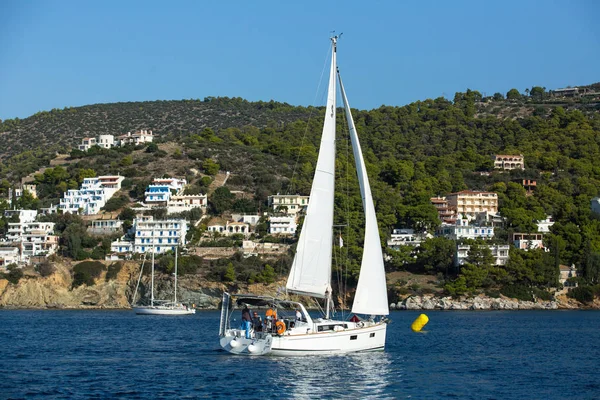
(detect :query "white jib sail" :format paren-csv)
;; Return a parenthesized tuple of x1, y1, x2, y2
(286, 38, 338, 298)
(338, 71, 389, 316)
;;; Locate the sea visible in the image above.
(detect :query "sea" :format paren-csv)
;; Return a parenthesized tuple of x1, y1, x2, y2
(0, 310, 599, 399)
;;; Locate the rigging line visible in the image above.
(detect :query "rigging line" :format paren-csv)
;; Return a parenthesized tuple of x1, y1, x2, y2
(285, 42, 332, 196)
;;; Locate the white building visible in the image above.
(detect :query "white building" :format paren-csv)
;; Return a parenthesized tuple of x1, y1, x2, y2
(97, 134, 114, 149)
(118, 129, 154, 146)
(207, 218, 251, 237)
(268, 194, 309, 216)
(59, 175, 124, 215)
(88, 219, 124, 235)
(455, 244, 510, 267)
(0, 247, 20, 268)
(110, 240, 134, 254)
(493, 154, 524, 170)
(4, 209, 37, 223)
(6, 221, 58, 263)
(231, 214, 262, 226)
(387, 228, 426, 250)
(133, 217, 188, 254)
(269, 216, 297, 235)
(166, 194, 207, 214)
(78, 137, 97, 151)
(8, 184, 37, 202)
(512, 233, 547, 251)
(537, 216, 554, 233)
(144, 178, 187, 206)
(436, 217, 494, 240)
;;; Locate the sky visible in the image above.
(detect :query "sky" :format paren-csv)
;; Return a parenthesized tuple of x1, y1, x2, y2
(0, 0, 598, 120)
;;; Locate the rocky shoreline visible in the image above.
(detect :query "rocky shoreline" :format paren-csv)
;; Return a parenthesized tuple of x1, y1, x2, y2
(1, 260, 596, 310)
(391, 294, 594, 310)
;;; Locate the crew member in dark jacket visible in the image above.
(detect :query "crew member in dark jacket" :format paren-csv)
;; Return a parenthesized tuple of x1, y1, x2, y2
(241, 306, 252, 338)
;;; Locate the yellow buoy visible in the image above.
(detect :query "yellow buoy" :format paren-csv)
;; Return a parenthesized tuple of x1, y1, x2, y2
(411, 314, 429, 332)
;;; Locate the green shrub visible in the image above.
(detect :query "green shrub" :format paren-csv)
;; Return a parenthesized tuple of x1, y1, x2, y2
(102, 195, 129, 212)
(567, 286, 595, 304)
(500, 284, 534, 301)
(105, 262, 123, 281)
(72, 261, 106, 288)
(1, 264, 23, 284)
(36, 260, 56, 277)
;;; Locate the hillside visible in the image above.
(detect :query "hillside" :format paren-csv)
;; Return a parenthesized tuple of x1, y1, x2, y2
(1, 85, 600, 304)
(0, 97, 314, 161)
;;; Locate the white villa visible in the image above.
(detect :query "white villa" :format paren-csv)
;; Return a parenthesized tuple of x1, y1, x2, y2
(269, 215, 297, 236)
(455, 244, 510, 267)
(144, 178, 187, 206)
(387, 229, 427, 250)
(268, 194, 309, 216)
(78, 137, 98, 151)
(512, 233, 546, 251)
(0, 247, 20, 268)
(436, 217, 494, 240)
(4, 209, 38, 223)
(207, 218, 251, 237)
(59, 175, 124, 215)
(88, 219, 124, 236)
(117, 129, 154, 146)
(77, 130, 153, 152)
(166, 194, 207, 214)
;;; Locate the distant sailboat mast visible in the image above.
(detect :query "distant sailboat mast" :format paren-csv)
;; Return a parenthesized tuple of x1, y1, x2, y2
(174, 246, 178, 305)
(151, 232, 155, 307)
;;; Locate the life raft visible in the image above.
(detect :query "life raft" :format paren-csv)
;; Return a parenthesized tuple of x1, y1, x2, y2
(275, 320, 286, 335)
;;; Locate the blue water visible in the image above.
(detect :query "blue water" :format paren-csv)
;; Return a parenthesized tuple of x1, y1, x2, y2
(0, 310, 599, 399)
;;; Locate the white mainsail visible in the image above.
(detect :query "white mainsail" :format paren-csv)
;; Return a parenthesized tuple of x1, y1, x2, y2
(286, 37, 338, 298)
(338, 72, 389, 316)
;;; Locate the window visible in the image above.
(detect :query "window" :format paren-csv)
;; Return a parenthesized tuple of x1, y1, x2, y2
(370, 333, 375, 338)
(350, 335, 357, 340)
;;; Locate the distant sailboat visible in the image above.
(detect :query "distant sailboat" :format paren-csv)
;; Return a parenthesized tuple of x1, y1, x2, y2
(133, 246, 195, 315)
(218, 36, 388, 355)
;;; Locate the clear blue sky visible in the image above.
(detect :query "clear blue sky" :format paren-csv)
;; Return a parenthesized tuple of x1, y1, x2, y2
(0, 0, 598, 120)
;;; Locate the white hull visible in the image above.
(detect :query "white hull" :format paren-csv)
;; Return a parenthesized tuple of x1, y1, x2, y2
(134, 306, 196, 315)
(220, 320, 387, 356)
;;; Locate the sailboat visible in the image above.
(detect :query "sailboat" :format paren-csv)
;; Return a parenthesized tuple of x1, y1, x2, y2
(133, 246, 196, 315)
(218, 36, 388, 355)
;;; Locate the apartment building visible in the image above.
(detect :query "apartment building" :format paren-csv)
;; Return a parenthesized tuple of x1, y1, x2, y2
(430, 197, 457, 224)
(6, 221, 58, 263)
(445, 190, 498, 219)
(59, 176, 124, 215)
(132, 217, 188, 254)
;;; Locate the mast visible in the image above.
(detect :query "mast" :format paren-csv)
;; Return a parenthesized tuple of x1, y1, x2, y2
(174, 246, 178, 304)
(151, 231, 155, 307)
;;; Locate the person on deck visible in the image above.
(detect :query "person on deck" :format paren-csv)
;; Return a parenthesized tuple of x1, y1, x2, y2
(252, 312, 263, 332)
(241, 306, 252, 339)
(295, 308, 303, 322)
(265, 308, 277, 333)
